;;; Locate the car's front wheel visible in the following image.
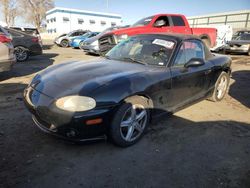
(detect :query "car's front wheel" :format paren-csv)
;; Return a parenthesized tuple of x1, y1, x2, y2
(210, 71, 230, 102)
(15, 46, 29, 62)
(110, 96, 150, 147)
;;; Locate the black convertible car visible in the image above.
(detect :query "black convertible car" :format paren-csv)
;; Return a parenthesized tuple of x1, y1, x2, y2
(24, 34, 231, 147)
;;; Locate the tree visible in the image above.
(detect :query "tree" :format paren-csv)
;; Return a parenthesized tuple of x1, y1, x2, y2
(0, 0, 19, 26)
(21, 0, 54, 30)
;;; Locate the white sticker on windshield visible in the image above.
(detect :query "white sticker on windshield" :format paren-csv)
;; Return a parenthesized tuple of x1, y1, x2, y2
(152, 39, 174, 49)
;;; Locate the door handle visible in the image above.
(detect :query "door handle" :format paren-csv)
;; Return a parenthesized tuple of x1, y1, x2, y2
(205, 69, 212, 75)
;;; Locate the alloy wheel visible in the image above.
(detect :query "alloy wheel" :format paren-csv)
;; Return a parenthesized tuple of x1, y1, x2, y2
(216, 75, 228, 99)
(120, 104, 147, 142)
(15, 47, 28, 62)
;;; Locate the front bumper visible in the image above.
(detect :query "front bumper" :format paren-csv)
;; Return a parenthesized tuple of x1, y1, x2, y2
(82, 45, 100, 55)
(23, 86, 113, 142)
(69, 41, 81, 48)
(224, 45, 249, 53)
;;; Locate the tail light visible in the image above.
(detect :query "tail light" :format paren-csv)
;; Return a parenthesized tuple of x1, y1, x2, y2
(32, 37, 39, 43)
(0, 34, 12, 43)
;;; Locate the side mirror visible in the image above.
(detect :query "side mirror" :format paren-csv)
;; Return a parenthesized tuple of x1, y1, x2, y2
(154, 20, 166, 27)
(184, 58, 205, 68)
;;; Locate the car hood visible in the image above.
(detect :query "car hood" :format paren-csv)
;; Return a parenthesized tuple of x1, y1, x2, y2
(33, 58, 149, 99)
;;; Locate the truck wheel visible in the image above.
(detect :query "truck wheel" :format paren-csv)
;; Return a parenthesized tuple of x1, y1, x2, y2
(60, 39, 69, 48)
(201, 38, 211, 48)
(109, 96, 150, 147)
(209, 72, 230, 102)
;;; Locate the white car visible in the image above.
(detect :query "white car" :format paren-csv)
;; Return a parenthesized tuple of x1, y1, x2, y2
(54, 30, 89, 47)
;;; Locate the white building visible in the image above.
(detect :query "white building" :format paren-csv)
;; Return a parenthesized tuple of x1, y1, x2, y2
(45, 7, 122, 35)
(187, 10, 250, 32)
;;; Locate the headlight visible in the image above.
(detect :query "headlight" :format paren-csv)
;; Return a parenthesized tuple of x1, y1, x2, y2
(55, 96, 96, 112)
(90, 40, 98, 46)
(115, 34, 128, 43)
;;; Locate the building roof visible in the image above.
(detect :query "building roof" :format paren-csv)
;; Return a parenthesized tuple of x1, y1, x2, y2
(46, 7, 122, 19)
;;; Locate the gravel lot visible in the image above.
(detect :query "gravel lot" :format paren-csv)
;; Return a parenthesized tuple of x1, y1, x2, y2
(0, 42, 250, 188)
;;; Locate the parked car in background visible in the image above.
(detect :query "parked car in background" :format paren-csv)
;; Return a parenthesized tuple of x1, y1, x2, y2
(24, 34, 231, 147)
(224, 32, 250, 55)
(54, 30, 89, 47)
(231, 30, 250, 40)
(98, 14, 217, 55)
(69, 32, 100, 48)
(0, 26, 15, 72)
(10, 27, 42, 46)
(5, 28, 43, 62)
(80, 26, 130, 55)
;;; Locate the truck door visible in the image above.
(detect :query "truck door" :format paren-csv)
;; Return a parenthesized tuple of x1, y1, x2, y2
(170, 16, 192, 34)
(151, 16, 172, 33)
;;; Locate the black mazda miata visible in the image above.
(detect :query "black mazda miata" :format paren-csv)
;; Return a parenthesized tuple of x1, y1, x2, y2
(24, 34, 231, 147)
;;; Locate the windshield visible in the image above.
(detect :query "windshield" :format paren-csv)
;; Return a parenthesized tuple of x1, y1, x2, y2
(132, 16, 154, 27)
(238, 34, 250, 40)
(106, 36, 176, 66)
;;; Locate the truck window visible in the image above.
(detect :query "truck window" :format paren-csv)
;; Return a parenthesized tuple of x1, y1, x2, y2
(153, 16, 170, 27)
(171, 16, 185, 26)
(132, 16, 154, 27)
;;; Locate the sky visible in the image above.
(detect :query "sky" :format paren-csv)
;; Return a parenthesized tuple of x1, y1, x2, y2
(54, 0, 250, 25)
(0, 0, 250, 26)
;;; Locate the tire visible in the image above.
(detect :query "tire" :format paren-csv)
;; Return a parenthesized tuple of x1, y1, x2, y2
(209, 72, 230, 102)
(201, 38, 211, 48)
(248, 48, 250, 56)
(14, 46, 29, 62)
(109, 96, 150, 147)
(79, 41, 84, 50)
(60, 39, 69, 48)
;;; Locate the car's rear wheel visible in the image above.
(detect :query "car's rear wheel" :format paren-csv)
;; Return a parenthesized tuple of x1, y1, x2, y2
(60, 39, 69, 48)
(210, 72, 230, 102)
(110, 96, 150, 147)
(15, 46, 29, 62)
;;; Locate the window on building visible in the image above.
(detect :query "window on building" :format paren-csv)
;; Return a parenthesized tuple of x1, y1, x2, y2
(53, 17, 56, 22)
(54, 28, 56, 33)
(101, 21, 106, 25)
(50, 18, 53, 22)
(63, 17, 70, 22)
(111, 22, 116, 26)
(89, 20, 96, 24)
(171, 16, 185, 26)
(47, 20, 49, 23)
(78, 19, 84, 24)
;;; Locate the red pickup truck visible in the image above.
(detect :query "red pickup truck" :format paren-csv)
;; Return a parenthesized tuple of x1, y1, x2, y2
(99, 14, 217, 55)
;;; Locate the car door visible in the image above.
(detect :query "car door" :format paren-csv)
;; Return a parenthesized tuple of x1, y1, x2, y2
(168, 39, 211, 110)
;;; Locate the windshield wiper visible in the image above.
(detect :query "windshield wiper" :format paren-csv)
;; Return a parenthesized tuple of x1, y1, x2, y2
(122, 57, 147, 65)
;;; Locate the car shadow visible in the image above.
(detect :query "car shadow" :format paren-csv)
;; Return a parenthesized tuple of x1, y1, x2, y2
(229, 70, 250, 108)
(0, 53, 58, 81)
(42, 44, 55, 50)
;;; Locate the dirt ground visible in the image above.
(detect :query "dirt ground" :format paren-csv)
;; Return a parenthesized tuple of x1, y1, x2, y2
(0, 42, 250, 188)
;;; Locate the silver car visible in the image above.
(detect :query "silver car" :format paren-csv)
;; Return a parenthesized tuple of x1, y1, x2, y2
(224, 32, 250, 56)
(0, 26, 15, 72)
